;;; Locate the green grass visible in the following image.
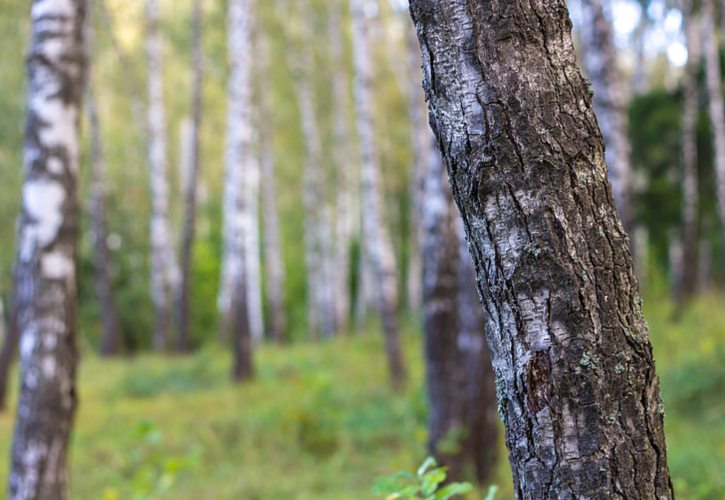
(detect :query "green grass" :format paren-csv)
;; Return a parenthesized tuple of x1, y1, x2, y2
(0, 293, 722, 499)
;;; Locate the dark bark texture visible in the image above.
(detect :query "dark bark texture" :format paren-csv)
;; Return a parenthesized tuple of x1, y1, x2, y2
(409, 1, 672, 498)
(10, 0, 86, 498)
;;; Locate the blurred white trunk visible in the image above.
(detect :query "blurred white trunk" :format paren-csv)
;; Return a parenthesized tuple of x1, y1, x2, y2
(220, 0, 255, 373)
(580, 0, 634, 234)
(146, 0, 179, 350)
(704, 0, 725, 245)
(244, 152, 265, 343)
(350, 0, 406, 387)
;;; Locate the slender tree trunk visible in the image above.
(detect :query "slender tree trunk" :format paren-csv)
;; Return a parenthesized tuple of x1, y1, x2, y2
(294, 0, 337, 338)
(0, 292, 19, 411)
(456, 219, 498, 485)
(580, 0, 635, 237)
(409, 2, 673, 497)
(351, 0, 406, 388)
(704, 0, 725, 256)
(222, 0, 255, 378)
(175, 0, 203, 352)
(146, 0, 179, 351)
(406, 26, 429, 315)
(632, 1, 650, 94)
(9, 0, 86, 497)
(244, 152, 265, 344)
(329, 4, 356, 332)
(678, 9, 702, 307)
(87, 85, 122, 356)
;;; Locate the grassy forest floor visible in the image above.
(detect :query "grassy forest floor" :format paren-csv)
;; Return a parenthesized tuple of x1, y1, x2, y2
(0, 291, 723, 499)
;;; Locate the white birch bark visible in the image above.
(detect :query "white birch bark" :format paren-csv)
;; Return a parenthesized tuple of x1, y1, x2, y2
(9, 0, 86, 496)
(580, 0, 634, 234)
(703, 0, 725, 243)
(350, 0, 406, 386)
(146, 0, 179, 350)
(294, 0, 337, 338)
(329, 4, 356, 332)
(244, 149, 264, 343)
(220, 0, 255, 369)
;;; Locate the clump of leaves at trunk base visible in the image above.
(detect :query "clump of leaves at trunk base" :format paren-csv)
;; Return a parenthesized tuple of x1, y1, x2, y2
(372, 456, 495, 499)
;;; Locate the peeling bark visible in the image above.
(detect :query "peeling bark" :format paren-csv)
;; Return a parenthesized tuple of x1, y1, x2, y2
(221, 0, 255, 377)
(351, 0, 406, 388)
(175, 0, 204, 352)
(409, 2, 672, 497)
(9, 0, 86, 497)
(145, 0, 179, 351)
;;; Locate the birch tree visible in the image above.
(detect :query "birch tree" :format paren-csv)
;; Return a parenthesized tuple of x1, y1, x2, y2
(293, 0, 337, 338)
(221, 0, 255, 378)
(146, 0, 179, 351)
(350, 0, 406, 387)
(678, 7, 702, 305)
(580, 0, 635, 235)
(409, 2, 673, 497)
(175, 0, 204, 352)
(9, 0, 86, 496)
(329, 4, 356, 332)
(87, 86, 122, 356)
(703, 0, 725, 249)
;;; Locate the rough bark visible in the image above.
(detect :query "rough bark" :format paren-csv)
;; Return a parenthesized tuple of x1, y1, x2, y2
(329, 4, 356, 332)
(87, 85, 122, 356)
(351, 0, 406, 388)
(677, 9, 702, 306)
(221, 0, 255, 376)
(580, 0, 634, 237)
(146, 0, 179, 351)
(175, 0, 204, 352)
(409, 2, 672, 498)
(703, 0, 725, 255)
(9, 0, 86, 497)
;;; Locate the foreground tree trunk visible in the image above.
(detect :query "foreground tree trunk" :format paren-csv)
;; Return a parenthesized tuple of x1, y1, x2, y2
(409, 2, 673, 498)
(87, 85, 122, 356)
(580, 0, 634, 236)
(146, 0, 179, 351)
(175, 0, 204, 352)
(678, 8, 702, 307)
(703, 0, 725, 257)
(9, 0, 86, 497)
(221, 0, 255, 377)
(350, 0, 406, 388)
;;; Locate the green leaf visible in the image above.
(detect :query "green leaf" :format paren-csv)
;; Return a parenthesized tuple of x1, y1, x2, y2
(435, 482, 473, 499)
(420, 469, 446, 495)
(417, 457, 438, 478)
(483, 485, 499, 500)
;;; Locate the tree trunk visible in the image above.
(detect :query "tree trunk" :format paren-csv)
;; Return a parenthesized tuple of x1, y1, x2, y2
(456, 219, 498, 485)
(329, 4, 356, 332)
(244, 153, 265, 344)
(632, 1, 650, 94)
(146, 0, 179, 351)
(703, 0, 725, 258)
(677, 9, 702, 307)
(0, 292, 19, 411)
(175, 0, 203, 352)
(350, 0, 406, 388)
(408, 2, 673, 498)
(406, 25, 429, 315)
(580, 0, 634, 237)
(87, 85, 122, 356)
(292, 0, 337, 339)
(9, 0, 86, 497)
(222, 0, 255, 377)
